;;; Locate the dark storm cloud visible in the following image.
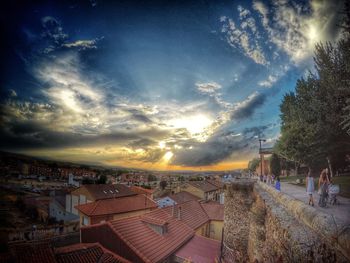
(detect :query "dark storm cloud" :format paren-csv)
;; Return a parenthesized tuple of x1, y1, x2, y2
(0, 117, 170, 150)
(230, 92, 266, 121)
(171, 132, 249, 167)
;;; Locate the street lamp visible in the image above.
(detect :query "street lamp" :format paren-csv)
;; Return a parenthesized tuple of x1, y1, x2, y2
(259, 139, 266, 177)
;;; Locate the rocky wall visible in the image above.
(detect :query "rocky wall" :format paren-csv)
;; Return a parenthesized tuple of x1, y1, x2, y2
(223, 179, 349, 263)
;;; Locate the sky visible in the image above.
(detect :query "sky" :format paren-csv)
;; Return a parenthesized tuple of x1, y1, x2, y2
(0, 0, 345, 171)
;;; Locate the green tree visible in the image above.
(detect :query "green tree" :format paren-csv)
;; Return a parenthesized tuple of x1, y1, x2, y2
(276, 31, 350, 171)
(270, 154, 281, 177)
(248, 158, 260, 172)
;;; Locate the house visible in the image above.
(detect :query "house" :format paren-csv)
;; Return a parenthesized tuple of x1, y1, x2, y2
(182, 180, 223, 202)
(81, 208, 221, 263)
(156, 196, 176, 208)
(4, 240, 130, 263)
(49, 194, 79, 223)
(129, 185, 154, 199)
(66, 184, 136, 216)
(168, 191, 201, 204)
(157, 191, 200, 208)
(75, 194, 158, 226)
(162, 200, 224, 241)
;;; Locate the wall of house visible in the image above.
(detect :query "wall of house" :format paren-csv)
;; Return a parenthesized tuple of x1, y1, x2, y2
(182, 184, 204, 199)
(209, 220, 223, 241)
(195, 223, 209, 237)
(79, 208, 155, 226)
(49, 201, 78, 222)
(223, 179, 350, 263)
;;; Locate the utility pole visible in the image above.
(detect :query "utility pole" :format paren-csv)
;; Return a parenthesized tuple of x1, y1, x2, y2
(259, 139, 266, 176)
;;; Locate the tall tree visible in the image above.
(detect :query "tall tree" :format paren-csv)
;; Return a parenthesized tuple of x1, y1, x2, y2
(270, 153, 281, 177)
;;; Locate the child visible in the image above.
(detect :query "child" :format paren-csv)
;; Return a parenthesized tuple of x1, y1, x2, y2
(275, 177, 281, 191)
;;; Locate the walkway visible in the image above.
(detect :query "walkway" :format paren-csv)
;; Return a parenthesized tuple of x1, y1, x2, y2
(280, 182, 350, 224)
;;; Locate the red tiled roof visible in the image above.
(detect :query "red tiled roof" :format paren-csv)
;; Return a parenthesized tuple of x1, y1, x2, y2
(175, 235, 221, 263)
(141, 214, 168, 226)
(130, 186, 154, 195)
(187, 181, 219, 192)
(82, 209, 194, 263)
(207, 179, 224, 189)
(9, 241, 56, 263)
(55, 242, 131, 263)
(74, 184, 136, 200)
(76, 194, 157, 216)
(168, 191, 201, 204)
(162, 200, 209, 230)
(108, 209, 194, 263)
(200, 202, 224, 221)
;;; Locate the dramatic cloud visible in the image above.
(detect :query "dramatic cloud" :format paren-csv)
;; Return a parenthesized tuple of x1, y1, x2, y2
(253, 0, 343, 63)
(221, 15, 268, 65)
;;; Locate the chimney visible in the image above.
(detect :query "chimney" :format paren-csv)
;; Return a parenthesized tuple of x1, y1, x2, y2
(177, 206, 182, 220)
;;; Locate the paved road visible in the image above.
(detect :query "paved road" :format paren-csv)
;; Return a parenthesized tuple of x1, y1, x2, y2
(280, 182, 350, 224)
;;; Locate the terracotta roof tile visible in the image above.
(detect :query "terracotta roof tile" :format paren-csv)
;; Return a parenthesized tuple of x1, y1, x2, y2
(108, 210, 194, 263)
(187, 181, 219, 192)
(200, 202, 224, 221)
(207, 179, 224, 189)
(75, 184, 136, 200)
(9, 241, 56, 263)
(130, 186, 154, 195)
(81, 209, 194, 263)
(162, 200, 209, 230)
(141, 214, 168, 226)
(55, 242, 131, 263)
(168, 191, 201, 204)
(175, 235, 221, 263)
(76, 194, 157, 216)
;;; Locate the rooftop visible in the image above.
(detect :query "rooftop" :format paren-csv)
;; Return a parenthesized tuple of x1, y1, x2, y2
(81, 209, 194, 263)
(162, 200, 209, 230)
(187, 181, 220, 192)
(130, 185, 154, 195)
(168, 191, 201, 204)
(55, 242, 131, 263)
(76, 194, 157, 217)
(175, 235, 221, 263)
(72, 184, 136, 200)
(200, 202, 224, 221)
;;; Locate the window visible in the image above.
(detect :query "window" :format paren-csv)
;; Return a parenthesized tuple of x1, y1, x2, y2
(82, 216, 89, 226)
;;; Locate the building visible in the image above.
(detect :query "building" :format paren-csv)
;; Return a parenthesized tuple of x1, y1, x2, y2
(157, 191, 200, 208)
(49, 193, 79, 223)
(81, 208, 221, 263)
(75, 194, 158, 226)
(3, 240, 130, 263)
(182, 180, 223, 202)
(65, 184, 136, 216)
(169, 191, 201, 204)
(129, 185, 154, 199)
(162, 200, 224, 241)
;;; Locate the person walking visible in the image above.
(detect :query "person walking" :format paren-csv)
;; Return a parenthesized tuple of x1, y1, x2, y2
(275, 177, 281, 192)
(306, 169, 315, 206)
(318, 169, 330, 207)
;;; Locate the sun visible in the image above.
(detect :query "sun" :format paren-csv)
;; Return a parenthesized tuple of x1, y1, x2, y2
(168, 114, 212, 137)
(163, 151, 173, 162)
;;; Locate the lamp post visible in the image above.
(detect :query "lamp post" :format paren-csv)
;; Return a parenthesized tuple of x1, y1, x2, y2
(259, 139, 266, 177)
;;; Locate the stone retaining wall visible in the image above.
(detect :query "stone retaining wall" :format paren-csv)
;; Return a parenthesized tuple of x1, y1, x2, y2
(223, 179, 349, 263)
